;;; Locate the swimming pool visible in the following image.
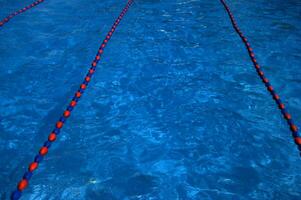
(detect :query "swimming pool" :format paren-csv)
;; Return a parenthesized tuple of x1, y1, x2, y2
(1, 0, 301, 199)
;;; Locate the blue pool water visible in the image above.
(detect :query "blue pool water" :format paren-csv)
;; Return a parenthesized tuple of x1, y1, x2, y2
(1, 0, 301, 199)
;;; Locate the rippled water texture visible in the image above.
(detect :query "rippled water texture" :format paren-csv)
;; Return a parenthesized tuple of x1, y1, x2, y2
(1, 0, 301, 199)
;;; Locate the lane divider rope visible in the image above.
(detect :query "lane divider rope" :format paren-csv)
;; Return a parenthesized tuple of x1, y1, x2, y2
(11, 0, 134, 199)
(0, 0, 45, 28)
(220, 0, 301, 155)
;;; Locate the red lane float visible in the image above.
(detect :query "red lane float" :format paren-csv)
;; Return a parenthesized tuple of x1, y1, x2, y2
(11, 0, 134, 199)
(220, 0, 301, 154)
(0, 0, 45, 28)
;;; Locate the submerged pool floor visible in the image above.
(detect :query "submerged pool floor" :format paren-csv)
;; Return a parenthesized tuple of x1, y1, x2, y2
(1, 0, 301, 199)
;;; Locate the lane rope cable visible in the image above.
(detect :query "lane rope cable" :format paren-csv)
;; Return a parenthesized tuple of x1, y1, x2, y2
(220, 0, 301, 155)
(0, 0, 45, 28)
(10, 0, 134, 199)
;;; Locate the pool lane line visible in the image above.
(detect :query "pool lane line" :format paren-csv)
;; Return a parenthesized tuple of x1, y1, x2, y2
(220, 0, 301, 155)
(10, 0, 134, 199)
(0, 0, 45, 28)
